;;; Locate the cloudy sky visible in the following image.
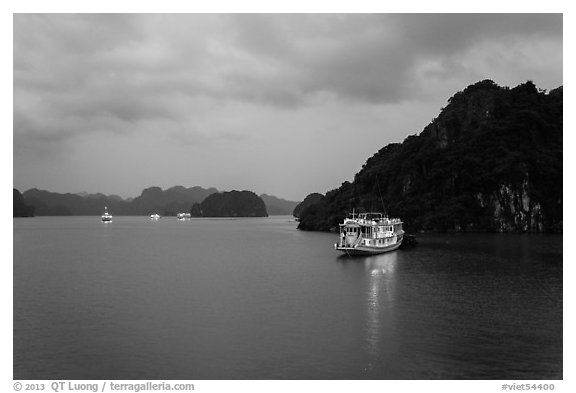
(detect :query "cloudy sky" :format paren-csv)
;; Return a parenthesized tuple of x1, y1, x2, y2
(13, 14, 562, 201)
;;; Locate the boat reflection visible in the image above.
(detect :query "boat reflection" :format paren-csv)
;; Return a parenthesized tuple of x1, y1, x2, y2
(362, 252, 398, 372)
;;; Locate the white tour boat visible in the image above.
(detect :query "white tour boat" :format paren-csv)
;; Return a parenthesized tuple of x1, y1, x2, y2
(101, 206, 113, 222)
(334, 212, 404, 255)
(150, 214, 161, 220)
(177, 212, 191, 220)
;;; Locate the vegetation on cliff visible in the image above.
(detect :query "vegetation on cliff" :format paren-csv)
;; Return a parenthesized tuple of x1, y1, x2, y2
(293, 193, 324, 218)
(298, 80, 562, 233)
(190, 190, 268, 217)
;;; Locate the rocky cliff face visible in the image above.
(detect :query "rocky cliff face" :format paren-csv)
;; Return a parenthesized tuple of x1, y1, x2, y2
(298, 80, 562, 233)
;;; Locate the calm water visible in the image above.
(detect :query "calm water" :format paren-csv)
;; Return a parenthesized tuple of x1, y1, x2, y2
(13, 216, 562, 380)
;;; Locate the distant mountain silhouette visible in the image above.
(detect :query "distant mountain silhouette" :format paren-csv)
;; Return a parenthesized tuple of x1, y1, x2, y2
(190, 190, 268, 217)
(259, 194, 300, 215)
(23, 188, 108, 216)
(21, 186, 293, 217)
(128, 186, 219, 216)
(298, 80, 562, 233)
(13, 189, 35, 217)
(22, 185, 219, 216)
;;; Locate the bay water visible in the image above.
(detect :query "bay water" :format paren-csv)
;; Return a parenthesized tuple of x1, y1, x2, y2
(13, 216, 562, 379)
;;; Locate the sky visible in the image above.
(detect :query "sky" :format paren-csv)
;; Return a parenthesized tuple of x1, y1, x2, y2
(13, 13, 563, 201)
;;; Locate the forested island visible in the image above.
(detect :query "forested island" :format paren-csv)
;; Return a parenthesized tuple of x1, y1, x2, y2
(298, 80, 562, 233)
(190, 190, 268, 217)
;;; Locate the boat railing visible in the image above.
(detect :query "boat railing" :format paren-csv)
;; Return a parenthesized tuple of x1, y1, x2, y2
(345, 214, 403, 226)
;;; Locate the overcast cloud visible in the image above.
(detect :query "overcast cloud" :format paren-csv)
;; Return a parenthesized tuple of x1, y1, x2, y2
(13, 14, 562, 201)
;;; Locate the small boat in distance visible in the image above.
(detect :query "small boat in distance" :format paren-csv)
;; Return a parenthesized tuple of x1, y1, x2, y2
(335, 212, 404, 255)
(101, 207, 113, 222)
(177, 212, 191, 220)
(150, 214, 161, 220)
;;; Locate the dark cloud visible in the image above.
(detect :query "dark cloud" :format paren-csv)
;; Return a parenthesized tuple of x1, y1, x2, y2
(213, 14, 563, 105)
(14, 14, 563, 115)
(399, 14, 562, 50)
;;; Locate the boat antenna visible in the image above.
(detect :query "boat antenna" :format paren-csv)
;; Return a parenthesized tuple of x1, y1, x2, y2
(376, 174, 387, 216)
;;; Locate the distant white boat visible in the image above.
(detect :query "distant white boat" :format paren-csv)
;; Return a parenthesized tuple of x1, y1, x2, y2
(150, 214, 161, 220)
(101, 206, 113, 222)
(177, 212, 191, 220)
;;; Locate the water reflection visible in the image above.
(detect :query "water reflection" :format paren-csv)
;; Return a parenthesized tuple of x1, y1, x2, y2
(361, 253, 399, 373)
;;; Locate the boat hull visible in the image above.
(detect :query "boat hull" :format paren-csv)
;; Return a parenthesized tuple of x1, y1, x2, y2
(335, 240, 402, 256)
